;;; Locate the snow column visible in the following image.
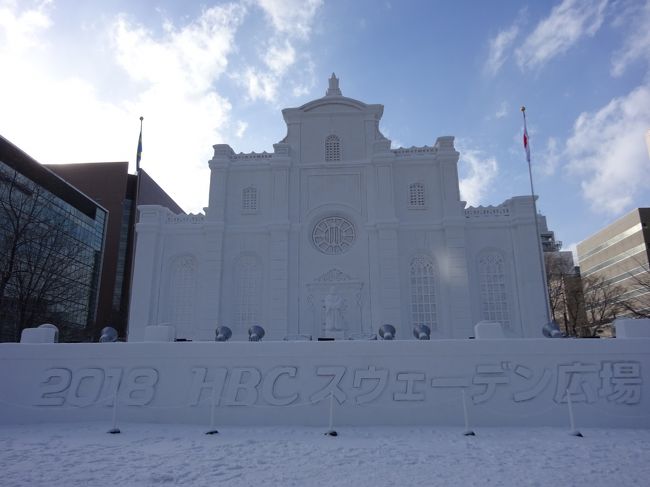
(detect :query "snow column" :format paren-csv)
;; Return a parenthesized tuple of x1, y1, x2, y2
(371, 152, 402, 328)
(269, 144, 291, 338)
(437, 137, 473, 339)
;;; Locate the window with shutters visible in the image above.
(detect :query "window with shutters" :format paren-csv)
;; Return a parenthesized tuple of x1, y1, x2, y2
(409, 182, 425, 208)
(325, 135, 341, 162)
(478, 252, 510, 327)
(410, 255, 437, 329)
(236, 254, 262, 327)
(242, 186, 258, 213)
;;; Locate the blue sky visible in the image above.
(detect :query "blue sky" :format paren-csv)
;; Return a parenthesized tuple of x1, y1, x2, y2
(1, 0, 649, 258)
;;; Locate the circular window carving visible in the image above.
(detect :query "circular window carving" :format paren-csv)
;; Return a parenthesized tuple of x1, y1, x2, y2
(312, 216, 356, 255)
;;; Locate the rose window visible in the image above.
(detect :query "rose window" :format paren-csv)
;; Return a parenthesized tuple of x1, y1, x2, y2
(312, 216, 355, 255)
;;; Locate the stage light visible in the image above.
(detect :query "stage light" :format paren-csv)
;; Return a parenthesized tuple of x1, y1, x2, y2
(378, 324, 396, 340)
(248, 325, 265, 342)
(542, 321, 563, 338)
(215, 326, 232, 342)
(413, 324, 431, 340)
(99, 327, 118, 342)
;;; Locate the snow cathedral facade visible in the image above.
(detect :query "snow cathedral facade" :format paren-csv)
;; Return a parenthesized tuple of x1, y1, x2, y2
(128, 75, 547, 341)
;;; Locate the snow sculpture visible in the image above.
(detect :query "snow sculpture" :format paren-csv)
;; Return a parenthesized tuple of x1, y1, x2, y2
(324, 287, 344, 332)
(128, 74, 549, 341)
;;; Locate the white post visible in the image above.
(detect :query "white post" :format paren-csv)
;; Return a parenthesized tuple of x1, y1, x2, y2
(566, 390, 582, 437)
(108, 389, 120, 434)
(328, 393, 334, 430)
(461, 389, 475, 436)
(206, 387, 219, 435)
(325, 393, 337, 436)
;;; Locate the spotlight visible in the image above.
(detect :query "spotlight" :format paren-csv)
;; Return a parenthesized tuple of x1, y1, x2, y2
(378, 324, 396, 340)
(215, 326, 232, 342)
(248, 325, 265, 342)
(38, 323, 59, 343)
(413, 324, 431, 340)
(99, 327, 118, 342)
(542, 321, 563, 338)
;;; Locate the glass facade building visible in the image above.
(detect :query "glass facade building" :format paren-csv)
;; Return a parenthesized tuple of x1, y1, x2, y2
(0, 136, 106, 342)
(46, 162, 184, 340)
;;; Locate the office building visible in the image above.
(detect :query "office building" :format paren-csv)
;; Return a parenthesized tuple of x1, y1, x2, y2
(48, 162, 183, 339)
(0, 135, 106, 342)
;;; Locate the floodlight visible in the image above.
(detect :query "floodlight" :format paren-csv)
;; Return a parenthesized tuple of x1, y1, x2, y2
(542, 321, 563, 338)
(378, 324, 396, 340)
(248, 325, 265, 342)
(413, 324, 431, 340)
(215, 326, 232, 342)
(99, 327, 118, 342)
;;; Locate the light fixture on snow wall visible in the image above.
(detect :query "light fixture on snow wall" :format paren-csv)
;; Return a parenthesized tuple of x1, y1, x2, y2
(413, 324, 431, 340)
(542, 321, 563, 338)
(99, 327, 118, 342)
(378, 324, 396, 340)
(248, 325, 265, 341)
(215, 326, 232, 342)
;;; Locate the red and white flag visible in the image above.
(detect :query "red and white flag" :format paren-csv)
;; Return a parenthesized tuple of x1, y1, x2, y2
(523, 115, 531, 163)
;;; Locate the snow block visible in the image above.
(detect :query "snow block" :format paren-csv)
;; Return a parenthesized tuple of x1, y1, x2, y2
(1, 338, 649, 428)
(474, 321, 505, 339)
(144, 324, 176, 342)
(20, 327, 57, 343)
(615, 318, 650, 339)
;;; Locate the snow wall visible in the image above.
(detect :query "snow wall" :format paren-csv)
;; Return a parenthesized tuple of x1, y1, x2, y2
(1, 338, 648, 428)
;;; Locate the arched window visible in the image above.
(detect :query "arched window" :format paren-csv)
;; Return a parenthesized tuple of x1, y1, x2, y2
(242, 186, 258, 212)
(168, 255, 197, 337)
(236, 254, 262, 328)
(410, 256, 437, 329)
(325, 135, 341, 162)
(478, 252, 510, 327)
(409, 182, 425, 208)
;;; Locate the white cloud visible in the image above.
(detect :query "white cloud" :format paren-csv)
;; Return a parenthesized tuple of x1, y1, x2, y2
(565, 84, 650, 215)
(255, 0, 323, 39)
(458, 146, 499, 206)
(0, 2, 247, 214)
(264, 39, 296, 74)
(0, 0, 51, 53)
(611, 1, 650, 77)
(235, 0, 322, 103)
(235, 121, 248, 138)
(495, 101, 509, 119)
(538, 137, 560, 176)
(485, 24, 519, 76)
(111, 4, 246, 91)
(516, 0, 607, 71)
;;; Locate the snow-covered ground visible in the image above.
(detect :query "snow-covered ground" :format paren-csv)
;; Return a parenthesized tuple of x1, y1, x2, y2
(1, 423, 649, 486)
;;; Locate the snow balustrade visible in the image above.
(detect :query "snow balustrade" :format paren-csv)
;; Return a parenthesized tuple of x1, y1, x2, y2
(2, 319, 649, 428)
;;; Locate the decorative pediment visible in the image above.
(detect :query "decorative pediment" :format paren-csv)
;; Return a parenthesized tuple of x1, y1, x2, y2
(315, 268, 354, 283)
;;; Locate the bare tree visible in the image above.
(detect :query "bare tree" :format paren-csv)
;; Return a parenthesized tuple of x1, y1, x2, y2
(580, 274, 625, 337)
(615, 260, 650, 319)
(544, 252, 588, 336)
(0, 167, 96, 341)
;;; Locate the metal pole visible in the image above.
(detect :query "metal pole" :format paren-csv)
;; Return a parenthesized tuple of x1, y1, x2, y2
(521, 107, 552, 325)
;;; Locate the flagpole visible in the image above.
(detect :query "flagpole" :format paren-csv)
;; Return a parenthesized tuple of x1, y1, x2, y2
(521, 106, 552, 327)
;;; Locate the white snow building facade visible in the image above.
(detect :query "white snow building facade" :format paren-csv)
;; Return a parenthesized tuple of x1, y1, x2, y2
(128, 75, 547, 341)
